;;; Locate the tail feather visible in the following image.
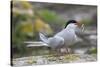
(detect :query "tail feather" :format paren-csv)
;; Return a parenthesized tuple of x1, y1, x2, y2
(39, 33, 49, 44)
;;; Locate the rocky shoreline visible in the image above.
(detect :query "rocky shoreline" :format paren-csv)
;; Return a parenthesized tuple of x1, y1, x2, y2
(12, 54, 97, 66)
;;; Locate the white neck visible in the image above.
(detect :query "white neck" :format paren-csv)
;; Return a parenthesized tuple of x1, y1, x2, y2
(65, 23, 77, 30)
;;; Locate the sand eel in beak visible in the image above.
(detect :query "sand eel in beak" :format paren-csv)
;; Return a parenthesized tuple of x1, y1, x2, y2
(39, 20, 84, 56)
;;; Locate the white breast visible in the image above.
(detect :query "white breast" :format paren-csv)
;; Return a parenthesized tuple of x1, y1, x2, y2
(55, 28, 77, 45)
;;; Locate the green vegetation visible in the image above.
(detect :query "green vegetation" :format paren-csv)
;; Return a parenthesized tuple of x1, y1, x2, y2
(38, 10, 60, 23)
(12, 1, 65, 57)
(88, 48, 97, 54)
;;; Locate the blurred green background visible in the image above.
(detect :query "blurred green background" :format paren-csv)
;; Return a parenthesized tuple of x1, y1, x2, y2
(11, 1, 97, 58)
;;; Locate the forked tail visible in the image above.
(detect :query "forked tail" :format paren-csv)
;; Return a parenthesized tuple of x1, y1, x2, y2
(39, 33, 49, 44)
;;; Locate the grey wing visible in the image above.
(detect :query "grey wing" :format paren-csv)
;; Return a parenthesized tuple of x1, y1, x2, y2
(48, 36, 64, 48)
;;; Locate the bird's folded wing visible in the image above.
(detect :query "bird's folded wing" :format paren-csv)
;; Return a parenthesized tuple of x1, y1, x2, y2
(44, 36, 64, 48)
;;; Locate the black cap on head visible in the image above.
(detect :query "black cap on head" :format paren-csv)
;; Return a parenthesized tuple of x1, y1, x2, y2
(65, 20, 77, 28)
